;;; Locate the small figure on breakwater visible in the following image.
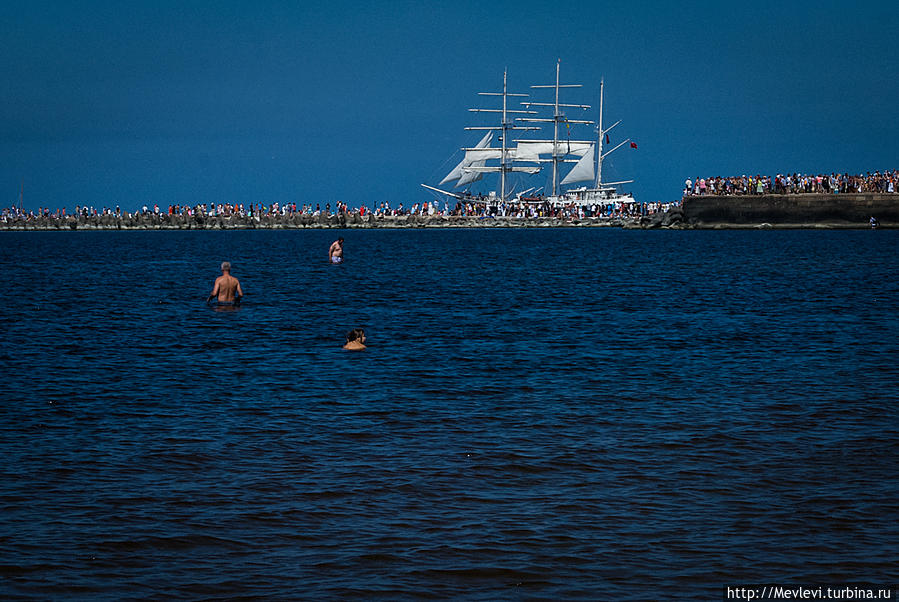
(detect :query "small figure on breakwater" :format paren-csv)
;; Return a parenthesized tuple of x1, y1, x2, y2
(207, 261, 243, 306)
(870, 216, 879, 229)
(343, 328, 366, 350)
(329, 237, 344, 264)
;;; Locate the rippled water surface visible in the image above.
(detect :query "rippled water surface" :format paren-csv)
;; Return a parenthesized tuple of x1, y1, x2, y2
(1, 229, 897, 599)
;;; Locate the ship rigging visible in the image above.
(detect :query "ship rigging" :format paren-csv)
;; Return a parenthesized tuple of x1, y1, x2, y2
(423, 61, 635, 206)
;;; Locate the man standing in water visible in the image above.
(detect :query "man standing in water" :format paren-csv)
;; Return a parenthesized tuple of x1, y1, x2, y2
(329, 237, 344, 264)
(207, 261, 243, 305)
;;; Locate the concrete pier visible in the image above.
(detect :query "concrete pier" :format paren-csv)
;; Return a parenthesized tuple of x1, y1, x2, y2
(683, 193, 897, 228)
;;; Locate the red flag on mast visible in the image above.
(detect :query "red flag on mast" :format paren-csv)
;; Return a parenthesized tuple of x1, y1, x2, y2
(605, 134, 610, 144)
(630, 141, 638, 149)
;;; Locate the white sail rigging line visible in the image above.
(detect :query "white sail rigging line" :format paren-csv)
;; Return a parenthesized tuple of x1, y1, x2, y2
(601, 138, 631, 161)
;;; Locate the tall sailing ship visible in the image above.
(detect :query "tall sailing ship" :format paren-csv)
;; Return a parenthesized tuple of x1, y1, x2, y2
(423, 61, 635, 206)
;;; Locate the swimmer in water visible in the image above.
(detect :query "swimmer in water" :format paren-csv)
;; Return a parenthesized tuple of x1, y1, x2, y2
(329, 237, 344, 264)
(343, 328, 366, 350)
(207, 261, 243, 305)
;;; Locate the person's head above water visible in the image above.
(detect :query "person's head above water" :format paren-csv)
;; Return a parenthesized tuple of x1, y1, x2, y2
(221, 261, 231, 273)
(343, 328, 367, 350)
(345, 328, 365, 343)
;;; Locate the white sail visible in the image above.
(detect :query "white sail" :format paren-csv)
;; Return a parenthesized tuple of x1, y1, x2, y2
(464, 148, 503, 163)
(456, 163, 485, 186)
(440, 161, 464, 186)
(560, 144, 595, 185)
(514, 140, 592, 162)
(457, 145, 506, 188)
(514, 141, 554, 162)
(440, 131, 493, 185)
(567, 142, 592, 157)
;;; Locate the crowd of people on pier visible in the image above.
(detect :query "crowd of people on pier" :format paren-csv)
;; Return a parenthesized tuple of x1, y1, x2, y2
(6, 168, 896, 223)
(683, 171, 898, 196)
(2, 197, 679, 223)
(0, 201, 365, 222)
(444, 199, 678, 219)
(155, 201, 363, 219)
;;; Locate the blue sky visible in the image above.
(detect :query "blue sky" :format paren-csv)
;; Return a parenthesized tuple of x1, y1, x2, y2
(2, 0, 897, 210)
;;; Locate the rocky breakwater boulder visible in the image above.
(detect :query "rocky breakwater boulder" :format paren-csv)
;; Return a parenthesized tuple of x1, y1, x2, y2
(226, 214, 252, 229)
(21, 216, 48, 230)
(183, 213, 207, 229)
(78, 215, 100, 229)
(539, 217, 564, 228)
(166, 214, 193, 229)
(313, 212, 328, 227)
(176, 213, 209, 229)
(424, 215, 451, 228)
(44, 216, 64, 230)
(389, 215, 409, 228)
(2, 216, 65, 230)
(124, 212, 159, 229)
(636, 207, 686, 229)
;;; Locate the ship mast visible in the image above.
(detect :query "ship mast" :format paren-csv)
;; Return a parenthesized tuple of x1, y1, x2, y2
(590, 78, 633, 196)
(596, 79, 603, 190)
(522, 60, 592, 197)
(466, 69, 537, 200)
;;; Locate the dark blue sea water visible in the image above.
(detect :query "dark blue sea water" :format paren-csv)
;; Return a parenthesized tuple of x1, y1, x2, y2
(1, 229, 897, 600)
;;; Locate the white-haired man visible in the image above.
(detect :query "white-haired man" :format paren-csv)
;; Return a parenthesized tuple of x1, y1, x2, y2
(207, 261, 243, 305)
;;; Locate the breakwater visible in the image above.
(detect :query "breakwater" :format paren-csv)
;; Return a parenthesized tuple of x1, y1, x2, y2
(0, 210, 687, 230)
(683, 193, 897, 228)
(9, 195, 895, 230)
